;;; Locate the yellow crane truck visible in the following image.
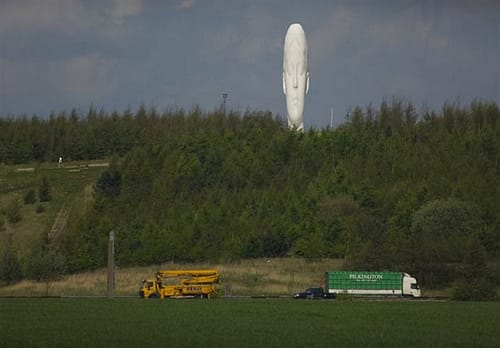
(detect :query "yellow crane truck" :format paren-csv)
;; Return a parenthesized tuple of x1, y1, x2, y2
(139, 269, 220, 299)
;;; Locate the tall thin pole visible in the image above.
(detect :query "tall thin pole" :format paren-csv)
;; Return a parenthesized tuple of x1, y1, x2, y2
(222, 93, 228, 115)
(107, 231, 115, 298)
(331, 107, 335, 170)
(0, 23, 4, 115)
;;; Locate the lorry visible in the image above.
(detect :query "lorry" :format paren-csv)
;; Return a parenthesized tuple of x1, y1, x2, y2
(293, 287, 336, 299)
(139, 269, 220, 299)
(324, 271, 421, 298)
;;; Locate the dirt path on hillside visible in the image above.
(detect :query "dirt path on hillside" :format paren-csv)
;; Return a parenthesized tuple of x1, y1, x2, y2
(15, 162, 109, 172)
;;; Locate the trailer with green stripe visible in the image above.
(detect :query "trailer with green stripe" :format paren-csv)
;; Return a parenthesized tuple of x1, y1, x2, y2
(325, 271, 421, 297)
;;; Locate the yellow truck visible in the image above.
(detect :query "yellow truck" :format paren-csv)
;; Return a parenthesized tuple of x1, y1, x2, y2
(139, 269, 220, 299)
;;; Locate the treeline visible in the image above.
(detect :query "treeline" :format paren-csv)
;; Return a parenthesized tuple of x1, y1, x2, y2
(0, 105, 208, 164)
(1, 100, 499, 295)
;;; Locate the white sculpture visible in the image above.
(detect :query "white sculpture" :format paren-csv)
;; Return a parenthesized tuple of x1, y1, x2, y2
(283, 23, 309, 131)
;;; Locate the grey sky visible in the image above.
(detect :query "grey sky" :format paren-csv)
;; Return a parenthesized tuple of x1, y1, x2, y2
(0, 0, 498, 128)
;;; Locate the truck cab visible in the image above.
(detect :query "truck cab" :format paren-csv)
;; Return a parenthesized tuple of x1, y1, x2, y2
(139, 279, 159, 298)
(402, 273, 421, 297)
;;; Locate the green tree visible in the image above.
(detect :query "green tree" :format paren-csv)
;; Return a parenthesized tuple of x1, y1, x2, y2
(408, 199, 484, 287)
(25, 246, 67, 295)
(24, 189, 37, 205)
(0, 237, 23, 285)
(7, 199, 22, 224)
(94, 170, 121, 198)
(39, 176, 52, 202)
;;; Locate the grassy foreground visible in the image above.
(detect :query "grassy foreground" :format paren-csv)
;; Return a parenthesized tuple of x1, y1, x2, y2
(1, 298, 499, 347)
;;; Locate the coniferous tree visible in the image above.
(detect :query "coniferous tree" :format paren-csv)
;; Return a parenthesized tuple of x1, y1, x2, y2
(0, 237, 23, 285)
(6, 199, 22, 224)
(39, 176, 52, 202)
(24, 189, 37, 205)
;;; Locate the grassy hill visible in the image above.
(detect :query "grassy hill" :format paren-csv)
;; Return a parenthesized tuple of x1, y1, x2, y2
(0, 161, 347, 298)
(0, 161, 109, 257)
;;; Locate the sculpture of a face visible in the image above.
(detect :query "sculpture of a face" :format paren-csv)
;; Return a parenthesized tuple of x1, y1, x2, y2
(283, 23, 309, 131)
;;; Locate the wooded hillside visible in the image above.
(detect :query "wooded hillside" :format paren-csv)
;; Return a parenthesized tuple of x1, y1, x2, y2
(1, 100, 499, 292)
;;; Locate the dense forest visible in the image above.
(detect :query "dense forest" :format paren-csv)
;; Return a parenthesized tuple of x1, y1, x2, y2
(1, 100, 499, 293)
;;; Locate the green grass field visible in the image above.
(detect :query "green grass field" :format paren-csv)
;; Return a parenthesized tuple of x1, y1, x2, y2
(1, 298, 499, 347)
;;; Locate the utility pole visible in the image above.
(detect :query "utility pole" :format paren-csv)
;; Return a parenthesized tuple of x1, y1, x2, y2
(107, 230, 115, 298)
(331, 107, 335, 169)
(222, 93, 228, 115)
(0, 23, 4, 116)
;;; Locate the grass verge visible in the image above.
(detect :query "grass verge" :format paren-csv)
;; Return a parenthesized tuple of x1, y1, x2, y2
(0, 258, 345, 297)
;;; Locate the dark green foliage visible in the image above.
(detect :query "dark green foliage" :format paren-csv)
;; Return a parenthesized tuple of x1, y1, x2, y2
(38, 176, 52, 202)
(407, 199, 485, 287)
(94, 170, 121, 198)
(0, 237, 23, 285)
(6, 199, 22, 224)
(35, 205, 45, 214)
(451, 278, 497, 301)
(23, 189, 36, 205)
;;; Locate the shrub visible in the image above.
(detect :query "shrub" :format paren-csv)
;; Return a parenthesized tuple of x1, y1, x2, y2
(36, 205, 46, 214)
(24, 248, 67, 282)
(451, 278, 497, 301)
(0, 239, 23, 285)
(6, 199, 22, 224)
(24, 189, 37, 205)
(39, 176, 52, 202)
